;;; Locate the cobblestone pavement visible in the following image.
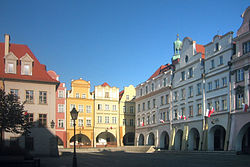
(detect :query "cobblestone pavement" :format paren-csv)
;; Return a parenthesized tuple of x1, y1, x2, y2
(40, 151, 250, 167)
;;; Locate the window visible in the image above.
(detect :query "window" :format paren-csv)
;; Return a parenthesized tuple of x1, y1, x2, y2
(208, 102, 212, 111)
(236, 93, 244, 109)
(105, 104, 109, 110)
(123, 106, 126, 113)
(211, 60, 215, 69)
(163, 78, 167, 87)
(189, 106, 193, 117)
(138, 104, 140, 112)
(27, 113, 33, 123)
(181, 71, 185, 81)
(189, 68, 193, 78)
(197, 103, 202, 115)
(105, 116, 109, 123)
(26, 90, 34, 103)
(86, 119, 91, 126)
(112, 105, 117, 111)
(208, 82, 212, 91)
(166, 111, 169, 121)
(142, 103, 145, 111)
(24, 64, 30, 75)
(151, 83, 155, 91)
(76, 93, 80, 98)
(58, 90, 64, 98)
(174, 109, 178, 120)
(215, 100, 220, 112)
(7, 63, 14, 73)
(79, 105, 84, 113)
(197, 83, 202, 95)
(181, 107, 185, 118)
(185, 55, 189, 62)
(162, 112, 166, 121)
(105, 92, 109, 98)
(181, 88, 186, 100)
(78, 119, 84, 127)
(140, 89, 142, 96)
(82, 94, 86, 99)
(86, 105, 91, 113)
(39, 114, 47, 127)
(130, 106, 134, 113)
(25, 137, 34, 151)
(153, 99, 156, 108)
(215, 43, 219, 51)
(147, 100, 150, 109)
(70, 119, 74, 127)
(10, 89, 19, 98)
(130, 119, 134, 126)
(112, 117, 116, 124)
(70, 104, 76, 111)
(147, 116, 150, 125)
(39, 91, 47, 104)
(242, 41, 250, 54)
(219, 56, 223, 65)
(126, 95, 129, 100)
(137, 118, 140, 127)
(222, 99, 227, 110)
(222, 77, 227, 87)
(215, 79, 220, 89)
(165, 95, 169, 104)
(236, 69, 244, 82)
(188, 86, 193, 97)
(58, 119, 64, 128)
(123, 119, 127, 126)
(161, 96, 164, 105)
(152, 115, 155, 124)
(98, 104, 102, 110)
(146, 86, 148, 94)
(58, 104, 64, 113)
(174, 91, 178, 101)
(97, 116, 102, 123)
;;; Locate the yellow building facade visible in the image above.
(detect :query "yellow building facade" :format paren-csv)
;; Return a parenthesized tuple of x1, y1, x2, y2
(119, 85, 136, 146)
(94, 83, 120, 147)
(66, 79, 94, 148)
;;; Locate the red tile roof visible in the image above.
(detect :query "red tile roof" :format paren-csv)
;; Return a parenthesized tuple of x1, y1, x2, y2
(196, 44, 205, 59)
(0, 43, 59, 85)
(101, 82, 110, 87)
(147, 64, 171, 81)
(119, 90, 124, 100)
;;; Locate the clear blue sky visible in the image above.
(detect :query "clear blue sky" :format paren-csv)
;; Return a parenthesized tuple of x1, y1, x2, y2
(0, 0, 249, 91)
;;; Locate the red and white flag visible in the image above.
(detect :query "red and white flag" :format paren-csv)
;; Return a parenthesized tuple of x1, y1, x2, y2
(159, 119, 165, 123)
(208, 107, 214, 118)
(243, 103, 248, 112)
(140, 121, 144, 127)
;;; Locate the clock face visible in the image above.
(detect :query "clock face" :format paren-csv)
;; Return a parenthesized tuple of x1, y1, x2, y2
(185, 55, 188, 63)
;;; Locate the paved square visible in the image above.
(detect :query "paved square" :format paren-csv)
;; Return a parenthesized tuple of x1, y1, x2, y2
(40, 151, 250, 167)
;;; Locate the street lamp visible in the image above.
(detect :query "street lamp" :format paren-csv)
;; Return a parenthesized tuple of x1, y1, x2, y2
(50, 120, 55, 129)
(70, 107, 78, 167)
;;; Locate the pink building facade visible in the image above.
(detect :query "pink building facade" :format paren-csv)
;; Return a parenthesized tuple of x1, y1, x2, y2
(229, 6, 250, 153)
(48, 71, 67, 148)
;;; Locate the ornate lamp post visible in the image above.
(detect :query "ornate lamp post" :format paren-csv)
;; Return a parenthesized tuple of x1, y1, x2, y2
(70, 107, 79, 167)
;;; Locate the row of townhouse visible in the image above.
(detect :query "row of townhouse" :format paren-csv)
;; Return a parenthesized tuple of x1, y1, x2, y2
(0, 35, 136, 155)
(135, 6, 250, 153)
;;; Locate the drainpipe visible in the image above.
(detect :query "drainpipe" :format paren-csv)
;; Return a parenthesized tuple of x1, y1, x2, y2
(201, 59, 206, 151)
(226, 61, 232, 151)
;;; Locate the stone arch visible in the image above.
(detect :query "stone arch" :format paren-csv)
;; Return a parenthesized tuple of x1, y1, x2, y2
(138, 134, 144, 146)
(208, 125, 226, 151)
(188, 128, 200, 151)
(96, 132, 116, 147)
(159, 131, 169, 149)
(123, 132, 135, 146)
(69, 134, 91, 147)
(236, 122, 250, 153)
(174, 129, 183, 150)
(147, 132, 155, 146)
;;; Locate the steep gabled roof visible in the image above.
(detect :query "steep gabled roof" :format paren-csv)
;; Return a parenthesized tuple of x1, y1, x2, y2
(101, 82, 111, 87)
(0, 43, 59, 84)
(147, 64, 171, 81)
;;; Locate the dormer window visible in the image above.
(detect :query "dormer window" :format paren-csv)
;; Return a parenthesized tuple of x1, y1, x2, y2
(215, 43, 219, 52)
(4, 52, 18, 74)
(20, 53, 33, 76)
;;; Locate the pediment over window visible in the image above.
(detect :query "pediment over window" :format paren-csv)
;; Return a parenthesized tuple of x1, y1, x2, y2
(4, 52, 18, 60)
(20, 53, 34, 75)
(4, 52, 18, 74)
(20, 53, 33, 62)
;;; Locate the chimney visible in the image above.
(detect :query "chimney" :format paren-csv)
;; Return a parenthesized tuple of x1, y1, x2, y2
(5, 34, 10, 55)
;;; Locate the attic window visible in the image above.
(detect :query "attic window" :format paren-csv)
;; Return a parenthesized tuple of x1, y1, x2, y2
(24, 65, 30, 75)
(215, 43, 219, 52)
(7, 63, 14, 73)
(20, 54, 33, 76)
(185, 55, 188, 63)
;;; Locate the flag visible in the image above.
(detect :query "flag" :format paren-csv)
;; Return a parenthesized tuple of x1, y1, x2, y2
(140, 121, 144, 127)
(208, 107, 214, 118)
(24, 111, 28, 116)
(243, 103, 248, 112)
(183, 116, 186, 120)
(160, 119, 165, 123)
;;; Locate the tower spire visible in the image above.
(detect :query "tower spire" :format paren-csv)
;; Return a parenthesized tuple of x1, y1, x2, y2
(173, 34, 182, 60)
